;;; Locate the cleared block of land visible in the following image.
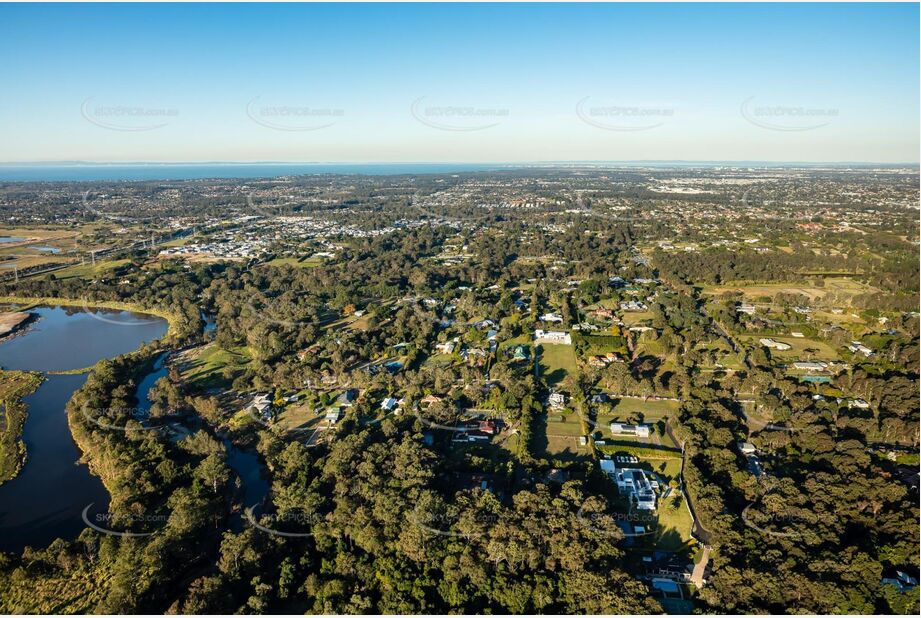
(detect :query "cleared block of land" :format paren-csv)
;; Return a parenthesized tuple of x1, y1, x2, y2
(536, 343, 577, 385)
(46, 259, 131, 280)
(259, 256, 323, 268)
(178, 343, 252, 390)
(602, 398, 681, 422)
(740, 334, 839, 361)
(701, 278, 877, 304)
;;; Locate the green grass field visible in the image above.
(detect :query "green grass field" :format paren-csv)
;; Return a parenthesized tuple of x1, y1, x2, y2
(635, 334, 666, 357)
(179, 343, 252, 390)
(604, 398, 680, 422)
(44, 259, 132, 280)
(740, 334, 840, 361)
(620, 311, 655, 326)
(701, 278, 877, 304)
(536, 343, 578, 385)
(275, 403, 324, 432)
(654, 490, 695, 551)
(260, 256, 323, 268)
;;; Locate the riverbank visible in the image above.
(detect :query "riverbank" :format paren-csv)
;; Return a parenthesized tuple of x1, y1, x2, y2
(0, 311, 33, 339)
(0, 370, 44, 484)
(0, 304, 170, 554)
(0, 295, 182, 340)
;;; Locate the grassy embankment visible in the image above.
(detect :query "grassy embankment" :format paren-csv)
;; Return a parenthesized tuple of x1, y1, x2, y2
(0, 370, 44, 484)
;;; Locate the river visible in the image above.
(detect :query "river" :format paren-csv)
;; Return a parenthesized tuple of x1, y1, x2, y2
(0, 305, 168, 552)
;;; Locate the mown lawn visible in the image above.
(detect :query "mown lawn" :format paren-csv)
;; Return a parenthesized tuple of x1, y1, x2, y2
(536, 342, 577, 385)
(739, 334, 840, 361)
(654, 490, 695, 552)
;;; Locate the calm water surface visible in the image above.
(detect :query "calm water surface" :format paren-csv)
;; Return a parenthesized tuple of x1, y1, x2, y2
(0, 305, 168, 552)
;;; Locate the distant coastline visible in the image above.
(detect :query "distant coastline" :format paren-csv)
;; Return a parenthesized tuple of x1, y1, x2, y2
(0, 161, 916, 183)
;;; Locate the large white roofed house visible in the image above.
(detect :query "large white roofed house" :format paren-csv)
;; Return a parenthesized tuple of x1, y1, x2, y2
(610, 422, 652, 438)
(534, 329, 572, 345)
(599, 460, 657, 511)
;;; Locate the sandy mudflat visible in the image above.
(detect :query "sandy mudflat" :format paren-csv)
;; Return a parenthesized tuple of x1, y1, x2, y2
(0, 312, 31, 337)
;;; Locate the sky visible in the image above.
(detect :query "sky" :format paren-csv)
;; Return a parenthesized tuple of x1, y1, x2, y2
(0, 2, 918, 164)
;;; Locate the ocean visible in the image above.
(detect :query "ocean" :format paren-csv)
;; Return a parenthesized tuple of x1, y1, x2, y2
(0, 163, 509, 182)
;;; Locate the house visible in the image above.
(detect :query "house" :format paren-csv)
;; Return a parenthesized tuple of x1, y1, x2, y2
(337, 389, 358, 407)
(610, 422, 651, 438)
(601, 460, 657, 510)
(456, 473, 494, 492)
(420, 394, 443, 407)
(590, 307, 615, 320)
(381, 397, 400, 412)
(541, 468, 569, 484)
(881, 571, 918, 593)
(247, 393, 274, 420)
(296, 344, 321, 361)
(629, 325, 653, 333)
(737, 441, 757, 455)
(736, 303, 756, 315)
(792, 360, 827, 372)
(539, 312, 564, 323)
(477, 420, 498, 434)
(511, 345, 529, 361)
(435, 340, 456, 354)
(847, 341, 873, 356)
(759, 338, 792, 351)
(620, 300, 648, 312)
(589, 352, 622, 367)
(548, 392, 566, 409)
(535, 329, 572, 345)
(642, 551, 695, 584)
(325, 407, 343, 425)
(790, 331, 804, 338)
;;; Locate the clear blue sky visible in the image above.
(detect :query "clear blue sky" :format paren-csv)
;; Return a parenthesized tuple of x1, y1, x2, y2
(0, 2, 917, 163)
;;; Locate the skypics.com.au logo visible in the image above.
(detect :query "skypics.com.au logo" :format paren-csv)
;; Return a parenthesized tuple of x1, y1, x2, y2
(740, 96, 838, 132)
(81, 98, 178, 132)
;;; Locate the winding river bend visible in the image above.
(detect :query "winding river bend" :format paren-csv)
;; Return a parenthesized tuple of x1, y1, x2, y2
(0, 305, 168, 552)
